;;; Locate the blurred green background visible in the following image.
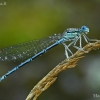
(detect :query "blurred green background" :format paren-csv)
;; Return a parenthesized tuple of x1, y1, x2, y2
(0, 0, 100, 100)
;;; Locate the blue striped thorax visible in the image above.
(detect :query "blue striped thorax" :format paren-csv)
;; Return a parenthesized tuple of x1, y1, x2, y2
(63, 26, 89, 39)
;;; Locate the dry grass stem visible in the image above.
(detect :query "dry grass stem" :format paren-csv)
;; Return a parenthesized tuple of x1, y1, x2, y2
(25, 40, 100, 100)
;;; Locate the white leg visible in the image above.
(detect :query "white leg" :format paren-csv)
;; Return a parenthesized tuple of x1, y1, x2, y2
(65, 48, 69, 58)
(79, 35, 82, 48)
(73, 35, 84, 51)
(62, 43, 72, 58)
(62, 38, 80, 58)
(83, 33, 98, 43)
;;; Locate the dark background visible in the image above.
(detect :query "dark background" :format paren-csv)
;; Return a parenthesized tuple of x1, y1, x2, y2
(0, 0, 100, 100)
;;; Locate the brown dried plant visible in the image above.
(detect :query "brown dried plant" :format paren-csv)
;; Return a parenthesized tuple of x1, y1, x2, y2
(26, 40, 100, 100)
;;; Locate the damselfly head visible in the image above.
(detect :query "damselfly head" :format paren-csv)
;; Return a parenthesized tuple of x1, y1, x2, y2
(80, 26, 89, 34)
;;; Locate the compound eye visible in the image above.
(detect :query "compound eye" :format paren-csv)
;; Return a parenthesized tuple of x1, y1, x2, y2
(81, 26, 89, 33)
(81, 26, 87, 30)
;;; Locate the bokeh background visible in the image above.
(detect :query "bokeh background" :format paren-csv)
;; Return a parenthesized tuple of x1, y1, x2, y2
(0, 0, 100, 100)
